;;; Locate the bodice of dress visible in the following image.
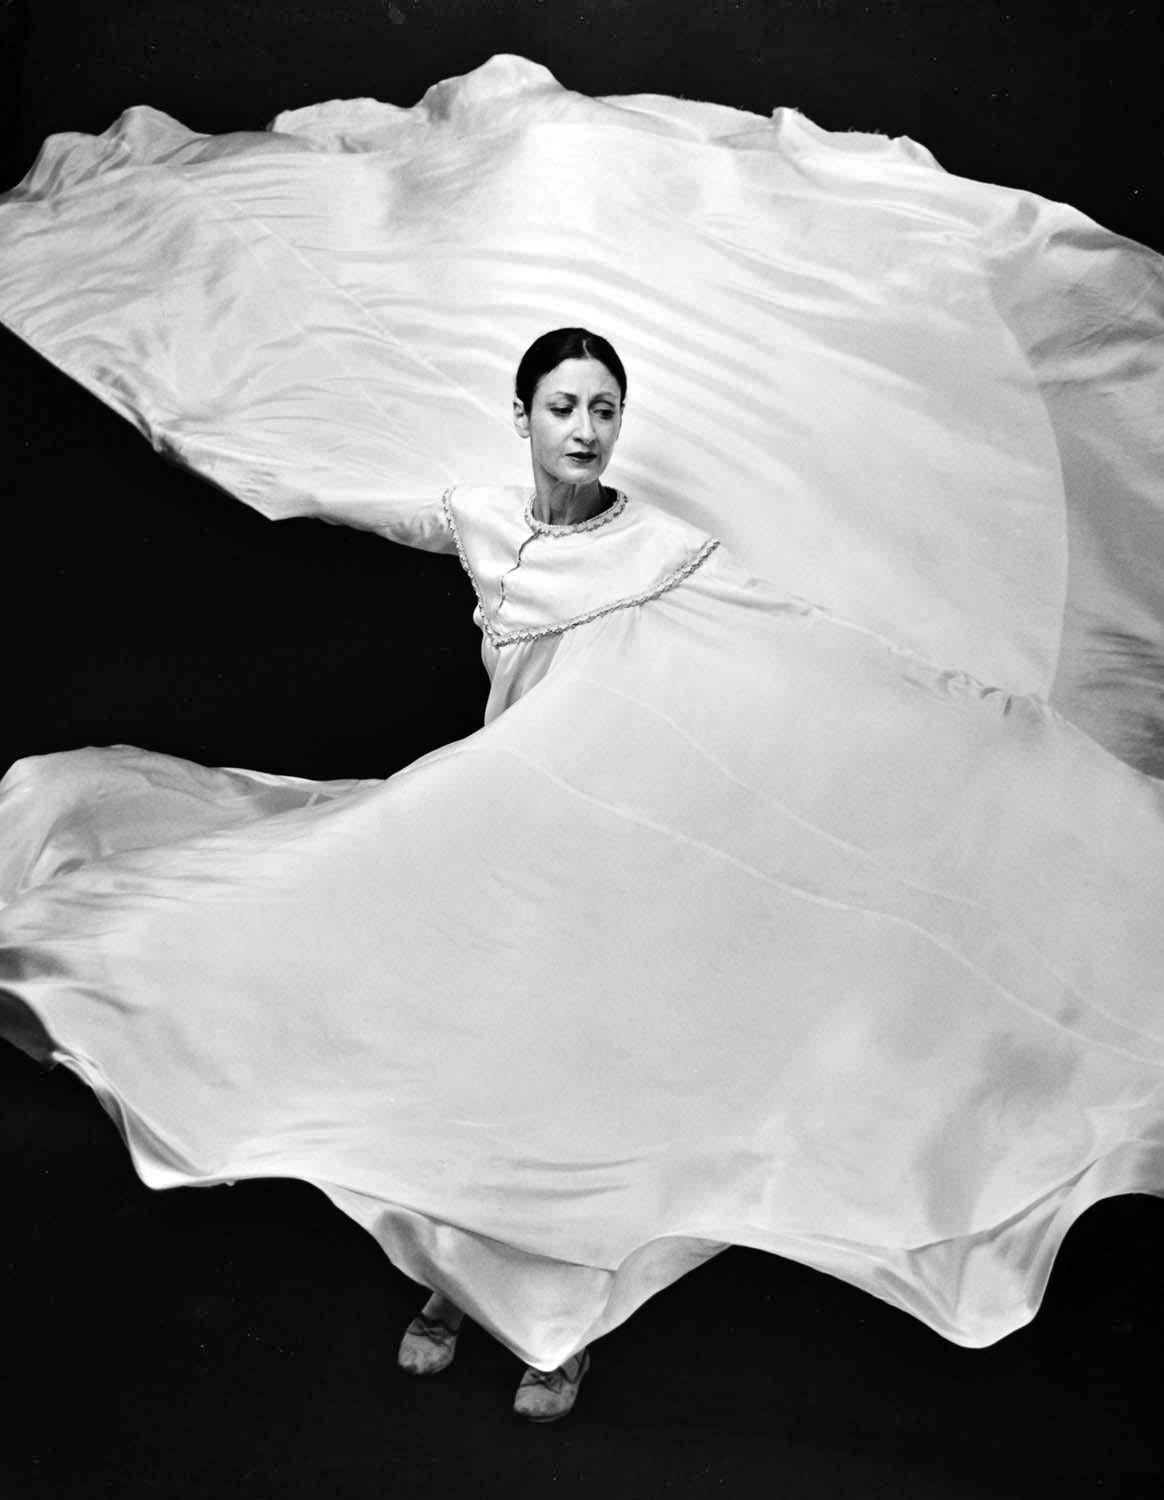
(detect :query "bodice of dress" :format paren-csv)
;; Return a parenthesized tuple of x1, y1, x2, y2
(443, 485, 721, 652)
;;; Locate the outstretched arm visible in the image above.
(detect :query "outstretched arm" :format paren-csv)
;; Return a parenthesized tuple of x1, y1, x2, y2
(315, 495, 457, 556)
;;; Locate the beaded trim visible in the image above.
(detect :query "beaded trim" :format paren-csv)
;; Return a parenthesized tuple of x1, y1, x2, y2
(523, 488, 629, 536)
(442, 488, 720, 649)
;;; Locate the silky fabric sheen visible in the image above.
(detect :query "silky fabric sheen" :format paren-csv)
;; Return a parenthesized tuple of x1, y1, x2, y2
(2, 57, 1162, 768)
(2, 58, 1164, 1369)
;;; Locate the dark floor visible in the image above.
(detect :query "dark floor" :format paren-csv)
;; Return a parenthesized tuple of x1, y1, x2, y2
(2, 4, 1163, 1497)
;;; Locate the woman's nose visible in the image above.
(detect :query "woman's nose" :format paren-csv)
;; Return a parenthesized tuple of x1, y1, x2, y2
(574, 411, 595, 441)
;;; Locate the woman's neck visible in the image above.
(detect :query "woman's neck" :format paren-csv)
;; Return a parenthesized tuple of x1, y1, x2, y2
(531, 478, 610, 527)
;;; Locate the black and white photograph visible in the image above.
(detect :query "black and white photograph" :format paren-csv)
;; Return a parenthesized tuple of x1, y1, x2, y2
(1, 4, 1162, 1496)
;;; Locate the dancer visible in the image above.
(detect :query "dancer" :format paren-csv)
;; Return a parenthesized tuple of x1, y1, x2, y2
(2, 57, 1163, 1428)
(399, 325, 631, 1421)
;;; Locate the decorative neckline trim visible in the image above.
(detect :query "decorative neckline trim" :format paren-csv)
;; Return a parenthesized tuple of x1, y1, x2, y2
(442, 488, 720, 650)
(523, 488, 629, 537)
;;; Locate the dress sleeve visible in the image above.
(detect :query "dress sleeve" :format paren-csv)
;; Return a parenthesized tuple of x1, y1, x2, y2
(0, 111, 494, 556)
(315, 494, 457, 555)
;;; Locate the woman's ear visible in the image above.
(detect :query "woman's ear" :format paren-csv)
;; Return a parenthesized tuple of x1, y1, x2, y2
(512, 397, 530, 438)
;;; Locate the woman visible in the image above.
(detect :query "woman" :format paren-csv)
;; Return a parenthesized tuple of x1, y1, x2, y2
(399, 325, 646, 1421)
(2, 57, 1164, 1429)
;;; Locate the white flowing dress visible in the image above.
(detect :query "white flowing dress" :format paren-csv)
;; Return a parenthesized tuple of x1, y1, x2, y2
(1, 56, 1163, 1371)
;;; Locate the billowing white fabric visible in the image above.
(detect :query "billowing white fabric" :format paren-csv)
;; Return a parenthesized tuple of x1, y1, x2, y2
(3, 55, 1163, 767)
(1, 56, 1164, 1368)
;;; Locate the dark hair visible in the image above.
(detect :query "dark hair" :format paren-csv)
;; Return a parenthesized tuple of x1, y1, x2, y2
(514, 327, 628, 413)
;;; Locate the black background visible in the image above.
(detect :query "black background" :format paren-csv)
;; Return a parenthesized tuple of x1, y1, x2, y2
(1, 4, 1162, 1496)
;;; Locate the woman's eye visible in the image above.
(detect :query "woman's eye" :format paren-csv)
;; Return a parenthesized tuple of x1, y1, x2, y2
(550, 407, 572, 417)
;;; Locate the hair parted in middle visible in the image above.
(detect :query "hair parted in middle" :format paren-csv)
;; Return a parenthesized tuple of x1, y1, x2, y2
(514, 328, 628, 413)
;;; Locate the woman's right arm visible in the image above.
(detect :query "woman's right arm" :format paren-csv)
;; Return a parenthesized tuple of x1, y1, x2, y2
(313, 495, 457, 556)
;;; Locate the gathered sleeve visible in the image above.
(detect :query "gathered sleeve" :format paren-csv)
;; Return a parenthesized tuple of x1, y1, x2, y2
(315, 494, 456, 555)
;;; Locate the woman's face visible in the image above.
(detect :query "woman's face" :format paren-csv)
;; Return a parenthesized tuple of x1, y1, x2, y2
(514, 357, 623, 488)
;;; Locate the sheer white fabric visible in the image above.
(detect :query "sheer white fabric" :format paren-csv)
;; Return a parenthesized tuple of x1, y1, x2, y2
(1, 56, 1163, 1369)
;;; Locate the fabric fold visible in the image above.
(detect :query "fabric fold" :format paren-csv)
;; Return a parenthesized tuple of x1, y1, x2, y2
(2, 56, 1163, 1366)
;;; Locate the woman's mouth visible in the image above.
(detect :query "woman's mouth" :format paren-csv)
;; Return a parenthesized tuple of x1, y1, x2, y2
(567, 453, 596, 464)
